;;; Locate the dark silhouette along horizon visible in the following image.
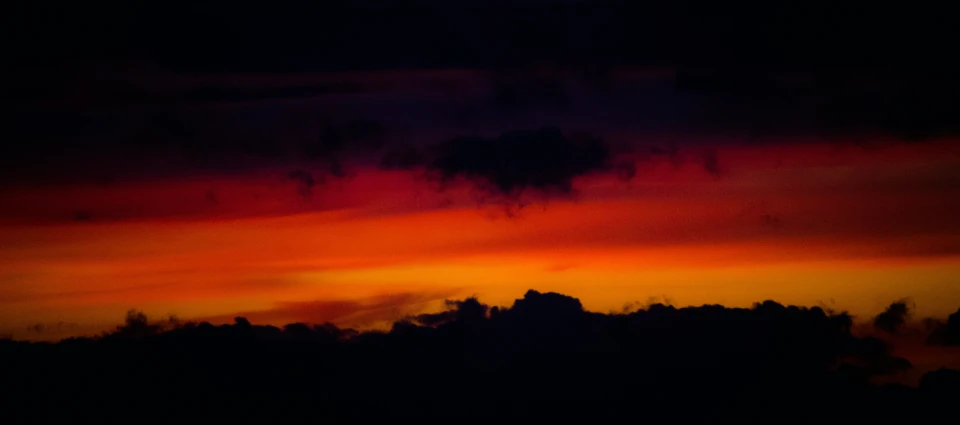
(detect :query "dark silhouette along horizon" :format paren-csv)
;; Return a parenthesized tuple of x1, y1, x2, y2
(4, 290, 960, 420)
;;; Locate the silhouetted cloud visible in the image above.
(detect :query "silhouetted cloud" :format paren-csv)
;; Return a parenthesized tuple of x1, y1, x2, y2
(927, 308, 960, 346)
(874, 299, 912, 334)
(5, 2, 959, 194)
(919, 367, 960, 393)
(409, 297, 489, 327)
(4, 289, 958, 420)
(380, 127, 632, 199)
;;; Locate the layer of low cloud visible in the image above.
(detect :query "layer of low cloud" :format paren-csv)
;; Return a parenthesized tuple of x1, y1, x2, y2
(4, 290, 960, 420)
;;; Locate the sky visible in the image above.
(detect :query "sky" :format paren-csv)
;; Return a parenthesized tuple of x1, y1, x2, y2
(7, 5, 960, 421)
(2, 66, 960, 341)
(2, 1, 960, 342)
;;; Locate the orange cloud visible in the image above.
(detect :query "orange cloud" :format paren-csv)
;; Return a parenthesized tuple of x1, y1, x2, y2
(194, 289, 461, 328)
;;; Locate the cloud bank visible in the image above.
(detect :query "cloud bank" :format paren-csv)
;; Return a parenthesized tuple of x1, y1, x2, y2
(4, 290, 959, 420)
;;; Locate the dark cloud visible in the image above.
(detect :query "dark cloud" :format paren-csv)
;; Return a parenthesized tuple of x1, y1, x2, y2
(4, 290, 958, 420)
(3, 2, 959, 234)
(874, 299, 912, 334)
(0, 73, 389, 184)
(408, 297, 489, 327)
(3, 66, 957, 191)
(919, 368, 960, 394)
(927, 308, 960, 346)
(381, 127, 632, 199)
(4, 5, 957, 174)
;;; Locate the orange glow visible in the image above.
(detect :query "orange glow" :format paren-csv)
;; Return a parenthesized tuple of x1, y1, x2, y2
(2, 139, 960, 340)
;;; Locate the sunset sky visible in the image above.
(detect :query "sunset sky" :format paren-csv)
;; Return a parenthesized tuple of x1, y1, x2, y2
(3, 66, 960, 341)
(11, 5, 960, 424)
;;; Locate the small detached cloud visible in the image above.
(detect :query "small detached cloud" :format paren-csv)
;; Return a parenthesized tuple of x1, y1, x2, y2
(874, 299, 912, 334)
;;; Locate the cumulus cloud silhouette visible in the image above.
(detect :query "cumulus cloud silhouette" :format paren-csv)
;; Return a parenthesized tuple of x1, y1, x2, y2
(4, 289, 959, 421)
(874, 299, 912, 334)
(927, 307, 960, 346)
